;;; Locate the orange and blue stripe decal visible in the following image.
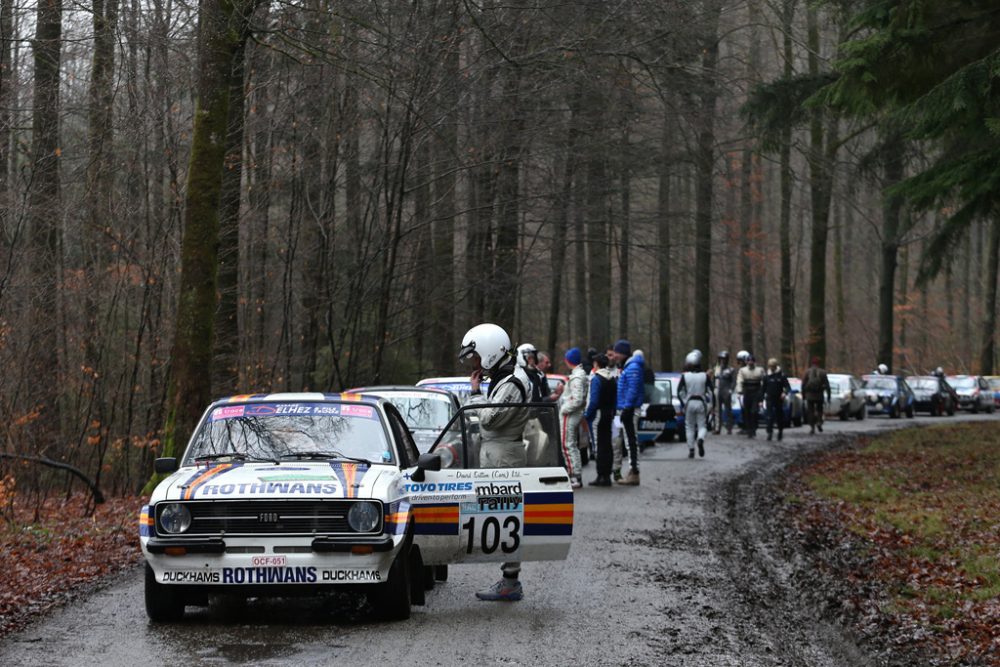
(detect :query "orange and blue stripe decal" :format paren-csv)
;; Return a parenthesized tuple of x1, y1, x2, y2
(329, 462, 370, 499)
(412, 503, 460, 535)
(180, 462, 242, 500)
(139, 505, 154, 537)
(523, 492, 573, 536)
(384, 500, 410, 535)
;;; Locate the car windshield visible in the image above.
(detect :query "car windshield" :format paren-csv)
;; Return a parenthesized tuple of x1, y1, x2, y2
(645, 379, 672, 404)
(863, 378, 896, 391)
(948, 377, 976, 389)
(379, 393, 453, 430)
(828, 379, 847, 393)
(185, 402, 392, 465)
(909, 378, 938, 391)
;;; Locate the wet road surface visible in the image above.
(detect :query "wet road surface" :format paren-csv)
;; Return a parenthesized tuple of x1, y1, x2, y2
(1, 412, 994, 666)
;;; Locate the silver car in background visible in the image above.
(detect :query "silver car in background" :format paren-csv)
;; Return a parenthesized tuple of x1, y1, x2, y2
(824, 373, 866, 420)
(946, 375, 997, 413)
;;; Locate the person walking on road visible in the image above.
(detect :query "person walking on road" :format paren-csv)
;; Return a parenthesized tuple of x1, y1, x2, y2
(613, 339, 645, 485)
(762, 358, 791, 441)
(802, 356, 832, 434)
(459, 323, 531, 602)
(559, 347, 588, 489)
(713, 351, 735, 434)
(584, 353, 617, 486)
(677, 350, 710, 458)
(604, 344, 625, 481)
(736, 353, 765, 438)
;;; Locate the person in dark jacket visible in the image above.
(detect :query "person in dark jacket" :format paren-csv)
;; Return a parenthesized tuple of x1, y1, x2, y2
(762, 358, 791, 441)
(802, 356, 832, 434)
(584, 354, 617, 486)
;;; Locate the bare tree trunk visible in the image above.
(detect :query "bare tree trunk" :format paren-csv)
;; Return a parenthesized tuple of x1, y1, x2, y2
(213, 31, 247, 396)
(739, 149, 753, 352)
(86, 0, 119, 266)
(157, 0, 258, 473)
(877, 143, 904, 374)
(619, 124, 631, 338)
(693, 0, 722, 355)
(548, 84, 581, 355)
(28, 0, 63, 439)
(657, 109, 674, 369)
(980, 218, 999, 374)
(778, 0, 797, 372)
(0, 0, 14, 220)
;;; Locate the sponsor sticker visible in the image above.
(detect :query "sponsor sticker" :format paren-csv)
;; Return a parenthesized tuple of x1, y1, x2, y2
(160, 567, 382, 585)
(211, 405, 246, 421)
(341, 405, 374, 418)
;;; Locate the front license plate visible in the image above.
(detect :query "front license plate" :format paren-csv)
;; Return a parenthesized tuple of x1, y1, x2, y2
(250, 555, 287, 567)
(641, 421, 666, 430)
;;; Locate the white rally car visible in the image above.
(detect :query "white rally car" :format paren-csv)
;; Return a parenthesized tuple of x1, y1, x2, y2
(141, 393, 572, 621)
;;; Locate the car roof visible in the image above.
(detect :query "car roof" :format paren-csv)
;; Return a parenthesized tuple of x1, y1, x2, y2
(211, 392, 381, 408)
(348, 385, 452, 396)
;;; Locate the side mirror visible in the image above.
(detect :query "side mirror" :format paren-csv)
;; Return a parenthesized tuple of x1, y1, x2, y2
(409, 452, 442, 482)
(154, 457, 178, 474)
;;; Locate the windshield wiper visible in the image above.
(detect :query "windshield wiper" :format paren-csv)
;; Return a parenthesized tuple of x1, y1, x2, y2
(281, 451, 374, 465)
(194, 452, 279, 464)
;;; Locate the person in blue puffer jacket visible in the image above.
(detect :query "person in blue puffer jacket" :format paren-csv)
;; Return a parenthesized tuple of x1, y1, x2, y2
(612, 339, 645, 486)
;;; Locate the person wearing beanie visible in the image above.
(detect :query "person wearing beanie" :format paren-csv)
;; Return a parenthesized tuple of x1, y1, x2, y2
(762, 358, 791, 441)
(584, 353, 617, 486)
(559, 347, 589, 488)
(612, 339, 645, 485)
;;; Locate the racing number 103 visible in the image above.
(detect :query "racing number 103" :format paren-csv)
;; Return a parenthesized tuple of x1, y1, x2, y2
(462, 515, 520, 555)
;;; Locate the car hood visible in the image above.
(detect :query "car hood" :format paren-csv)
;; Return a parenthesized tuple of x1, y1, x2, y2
(151, 461, 392, 503)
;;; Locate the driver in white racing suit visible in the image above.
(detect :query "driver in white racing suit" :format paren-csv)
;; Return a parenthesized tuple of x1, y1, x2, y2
(459, 323, 531, 601)
(677, 350, 710, 458)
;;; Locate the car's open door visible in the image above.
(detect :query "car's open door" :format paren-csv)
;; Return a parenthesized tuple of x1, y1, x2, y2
(407, 403, 573, 566)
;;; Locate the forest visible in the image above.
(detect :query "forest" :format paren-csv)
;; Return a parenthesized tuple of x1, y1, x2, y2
(0, 0, 998, 498)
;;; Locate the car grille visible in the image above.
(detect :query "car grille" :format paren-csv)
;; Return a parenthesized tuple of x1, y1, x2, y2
(155, 500, 381, 537)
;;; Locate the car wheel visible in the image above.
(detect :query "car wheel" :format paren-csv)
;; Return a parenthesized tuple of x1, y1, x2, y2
(948, 405, 955, 416)
(839, 408, 848, 421)
(931, 401, 939, 417)
(434, 565, 448, 582)
(972, 403, 979, 414)
(423, 566, 436, 592)
(370, 544, 412, 621)
(906, 404, 914, 418)
(856, 405, 866, 420)
(890, 404, 900, 419)
(144, 563, 186, 622)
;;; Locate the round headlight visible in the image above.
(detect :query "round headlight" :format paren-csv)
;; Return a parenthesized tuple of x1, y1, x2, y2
(158, 503, 191, 534)
(348, 502, 381, 533)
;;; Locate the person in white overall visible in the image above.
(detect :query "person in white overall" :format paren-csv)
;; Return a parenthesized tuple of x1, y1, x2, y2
(677, 349, 710, 458)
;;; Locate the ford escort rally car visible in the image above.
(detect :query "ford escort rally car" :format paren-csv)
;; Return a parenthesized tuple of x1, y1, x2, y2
(141, 393, 572, 621)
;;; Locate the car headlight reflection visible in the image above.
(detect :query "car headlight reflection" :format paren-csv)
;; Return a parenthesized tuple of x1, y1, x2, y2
(158, 503, 192, 534)
(348, 502, 381, 533)
(434, 443, 457, 469)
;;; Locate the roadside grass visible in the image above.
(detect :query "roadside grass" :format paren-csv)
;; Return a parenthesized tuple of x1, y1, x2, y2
(788, 422, 1000, 665)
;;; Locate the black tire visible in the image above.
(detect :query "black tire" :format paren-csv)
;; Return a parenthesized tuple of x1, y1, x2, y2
(839, 409, 848, 421)
(434, 565, 448, 582)
(931, 401, 940, 417)
(370, 545, 412, 621)
(906, 404, 914, 418)
(856, 405, 866, 420)
(144, 563, 186, 622)
(890, 404, 900, 419)
(409, 548, 425, 606)
(422, 566, 436, 591)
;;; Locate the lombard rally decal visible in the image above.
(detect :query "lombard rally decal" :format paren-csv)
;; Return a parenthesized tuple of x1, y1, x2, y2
(459, 481, 524, 558)
(160, 568, 382, 584)
(522, 491, 573, 537)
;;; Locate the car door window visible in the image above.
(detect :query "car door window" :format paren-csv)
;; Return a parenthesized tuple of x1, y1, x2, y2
(384, 406, 419, 466)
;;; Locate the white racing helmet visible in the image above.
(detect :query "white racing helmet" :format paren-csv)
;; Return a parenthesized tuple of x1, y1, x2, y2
(736, 350, 750, 364)
(459, 323, 512, 372)
(685, 349, 703, 369)
(516, 343, 538, 368)
(877, 363, 889, 375)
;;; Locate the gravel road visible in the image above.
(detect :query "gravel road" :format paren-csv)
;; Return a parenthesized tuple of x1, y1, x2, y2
(1, 412, 994, 667)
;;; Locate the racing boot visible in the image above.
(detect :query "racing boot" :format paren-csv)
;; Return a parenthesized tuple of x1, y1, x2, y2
(571, 475, 583, 489)
(697, 439, 705, 458)
(618, 469, 640, 486)
(476, 578, 523, 602)
(589, 476, 611, 487)
(688, 448, 694, 459)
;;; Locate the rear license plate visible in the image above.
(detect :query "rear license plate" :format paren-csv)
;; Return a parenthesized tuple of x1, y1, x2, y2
(250, 555, 287, 567)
